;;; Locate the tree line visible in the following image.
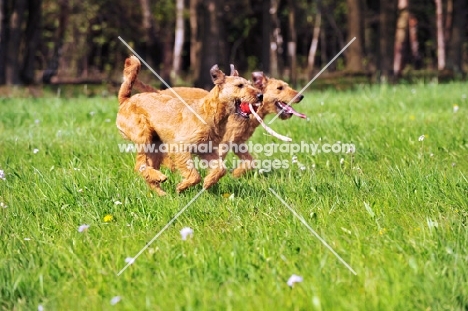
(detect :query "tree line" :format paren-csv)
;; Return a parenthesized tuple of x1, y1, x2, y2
(0, 0, 466, 89)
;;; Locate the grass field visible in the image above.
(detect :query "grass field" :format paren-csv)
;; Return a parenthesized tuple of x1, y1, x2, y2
(1, 82, 467, 310)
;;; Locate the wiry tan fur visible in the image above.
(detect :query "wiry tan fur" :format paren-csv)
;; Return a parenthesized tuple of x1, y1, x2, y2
(117, 56, 262, 195)
(134, 69, 305, 178)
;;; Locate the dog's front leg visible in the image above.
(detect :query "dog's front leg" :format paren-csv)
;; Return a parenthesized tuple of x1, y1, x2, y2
(135, 151, 168, 196)
(202, 152, 227, 189)
(232, 148, 255, 178)
(173, 152, 202, 193)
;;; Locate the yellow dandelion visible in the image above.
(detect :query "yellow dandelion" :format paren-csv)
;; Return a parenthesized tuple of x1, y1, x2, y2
(222, 193, 231, 199)
(379, 228, 387, 235)
(409, 115, 415, 121)
(104, 214, 114, 222)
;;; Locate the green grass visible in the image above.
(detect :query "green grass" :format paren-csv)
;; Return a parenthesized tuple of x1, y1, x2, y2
(1, 83, 467, 310)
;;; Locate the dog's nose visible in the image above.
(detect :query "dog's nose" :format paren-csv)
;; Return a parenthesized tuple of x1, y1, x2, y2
(257, 93, 263, 101)
(297, 94, 304, 102)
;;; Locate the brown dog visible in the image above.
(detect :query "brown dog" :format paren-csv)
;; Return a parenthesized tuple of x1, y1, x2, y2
(117, 56, 262, 195)
(134, 69, 306, 178)
(229, 71, 305, 177)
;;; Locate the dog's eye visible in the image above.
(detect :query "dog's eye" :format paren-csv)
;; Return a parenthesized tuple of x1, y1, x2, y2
(237, 84, 244, 88)
(277, 86, 284, 90)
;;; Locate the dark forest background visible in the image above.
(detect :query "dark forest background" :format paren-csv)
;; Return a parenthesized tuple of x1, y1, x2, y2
(0, 0, 467, 90)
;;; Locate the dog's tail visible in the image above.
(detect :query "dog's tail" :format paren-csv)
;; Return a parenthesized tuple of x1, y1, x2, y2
(118, 55, 140, 105)
(134, 78, 159, 93)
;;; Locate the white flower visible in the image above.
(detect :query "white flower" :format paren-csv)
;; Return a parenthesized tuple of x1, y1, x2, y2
(35, 119, 40, 124)
(292, 156, 298, 164)
(24, 238, 31, 241)
(346, 145, 356, 154)
(418, 135, 425, 142)
(125, 257, 135, 264)
(299, 166, 306, 171)
(78, 224, 90, 232)
(33, 149, 39, 154)
(258, 169, 266, 174)
(38, 305, 44, 311)
(1, 202, 7, 208)
(78, 189, 83, 192)
(340, 158, 345, 165)
(426, 218, 438, 229)
(306, 118, 310, 122)
(110, 296, 121, 305)
(114, 201, 122, 205)
(229, 193, 235, 200)
(0, 169, 5, 180)
(287, 274, 303, 287)
(453, 105, 459, 113)
(180, 227, 194, 241)
(89, 111, 96, 116)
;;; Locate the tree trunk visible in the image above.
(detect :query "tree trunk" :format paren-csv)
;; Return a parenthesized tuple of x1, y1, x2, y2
(307, 13, 321, 78)
(172, 0, 184, 81)
(196, 0, 222, 89)
(408, 14, 421, 69)
(21, 0, 42, 84)
(446, 0, 466, 74)
(379, 0, 395, 80)
(444, 0, 453, 43)
(320, 21, 327, 70)
(0, 0, 7, 84)
(287, 0, 297, 84)
(345, 0, 364, 72)
(43, 0, 69, 83)
(393, 0, 409, 77)
(189, 0, 201, 81)
(269, 0, 280, 77)
(5, 0, 26, 85)
(261, 0, 271, 73)
(434, 0, 445, 70)
(139, 0, 156, 64)
(324, 8, 345, 50)
(161, 32, 173, 87)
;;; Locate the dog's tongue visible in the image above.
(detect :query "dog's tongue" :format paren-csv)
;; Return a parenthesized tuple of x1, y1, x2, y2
(280, 103, 307, 119)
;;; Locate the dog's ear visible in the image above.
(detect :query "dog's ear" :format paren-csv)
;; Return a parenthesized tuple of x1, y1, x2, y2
(230, 64, 239, 76)
(252, 71, 267, 89)
(210, 65, 226, 84)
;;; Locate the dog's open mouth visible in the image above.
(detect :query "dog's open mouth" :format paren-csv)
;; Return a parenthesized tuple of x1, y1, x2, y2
(236, 100, 260, 119)
(275, 101, 306, 119)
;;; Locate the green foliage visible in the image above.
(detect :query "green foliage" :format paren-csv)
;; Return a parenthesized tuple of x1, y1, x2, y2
(1, 83, 468, 310)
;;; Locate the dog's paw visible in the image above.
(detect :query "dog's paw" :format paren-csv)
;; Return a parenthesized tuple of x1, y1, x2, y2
(232, 168, 246, 178)
(149, 184, 167, 196)
(202, 181, 212, 190)
(146, 170, 167, 183)
(176, 183, 187, 193)
(157, 173, 168, 183)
